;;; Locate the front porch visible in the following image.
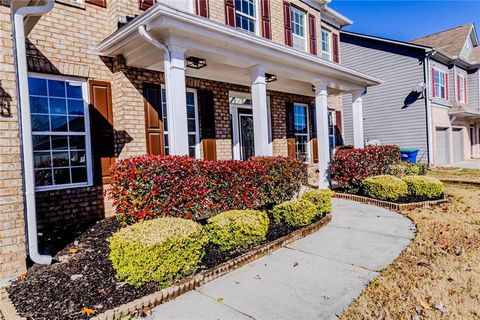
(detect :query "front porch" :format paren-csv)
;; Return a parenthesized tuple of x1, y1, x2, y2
(97, 3, 381, 187)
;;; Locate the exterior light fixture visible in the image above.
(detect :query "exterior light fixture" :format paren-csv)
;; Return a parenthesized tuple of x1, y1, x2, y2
(265, 73, 277, 83)
(186, 56, 207, 69)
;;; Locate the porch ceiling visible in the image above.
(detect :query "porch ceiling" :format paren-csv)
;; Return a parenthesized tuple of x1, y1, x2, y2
(96, 3, 382, 95)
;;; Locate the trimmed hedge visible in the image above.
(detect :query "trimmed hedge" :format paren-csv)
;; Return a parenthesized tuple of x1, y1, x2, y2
(300, 189, 334, 216)
(206, 210, 269, 252)
(387, 162, 428, 177)
(272, 199, 317, 228)
(108, 218, 208, 287)
(108, 155, 307, 223)
(402, 176, 444, 199)
(362, 175, 408, 201)
(330, 145, 401, 190)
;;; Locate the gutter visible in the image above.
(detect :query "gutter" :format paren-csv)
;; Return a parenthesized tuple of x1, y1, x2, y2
(12, 0, 55, 265)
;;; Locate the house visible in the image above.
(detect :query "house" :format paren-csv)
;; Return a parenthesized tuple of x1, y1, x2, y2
(339, 24, 480, 166)
(0, 0, 380, 280)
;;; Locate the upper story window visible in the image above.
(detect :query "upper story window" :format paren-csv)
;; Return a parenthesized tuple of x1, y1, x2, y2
(321, 29, 331, 60)
(291, 7, 306, 51)
(457, 73, 467, 103)
(28, 74, 92, 190)
(432, 68, 448, 100)
(236, 0, 257, 33)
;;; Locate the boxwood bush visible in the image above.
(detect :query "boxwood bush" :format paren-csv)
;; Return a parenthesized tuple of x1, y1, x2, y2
(402, 175, 444, 199)
(300, 189, 334, 216)
(362, 175, 408, 201)
(387, 162, 428, 177)
(271, 199, 317, 227)
(206, 210, 269, 252)
(108, 218, 208, 287)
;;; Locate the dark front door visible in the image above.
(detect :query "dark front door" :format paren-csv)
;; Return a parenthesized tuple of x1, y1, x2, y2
(238, 108, 254, 160)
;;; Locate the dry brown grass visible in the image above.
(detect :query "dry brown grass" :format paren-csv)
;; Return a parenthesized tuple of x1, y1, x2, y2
(428, 168, 480, 182)
(341, 183, 480, 320)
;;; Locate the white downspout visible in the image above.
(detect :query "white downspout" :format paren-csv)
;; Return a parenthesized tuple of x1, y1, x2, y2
(12, 0, 55, 265)
(424, 51, 434, 165)
(138, 25, 176, 154)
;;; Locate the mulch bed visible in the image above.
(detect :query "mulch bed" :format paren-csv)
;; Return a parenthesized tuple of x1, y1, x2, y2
(7, 216, 321, 320)
(334, 188, 444, 203)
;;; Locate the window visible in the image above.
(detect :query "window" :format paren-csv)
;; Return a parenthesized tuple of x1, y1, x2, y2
(291, 7, 306, 51)
(433, 69, 447, 100)
(321, 29, 331, 60)
(236, 0, 256, 33)
(28, 75, 92, 190)
(457, 74, 467, 103)
(160, 87, 200, 158)
(293, 103, 310, 162)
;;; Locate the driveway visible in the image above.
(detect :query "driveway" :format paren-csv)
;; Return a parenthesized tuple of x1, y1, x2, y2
(442, 159, 480, 169)
(143, 199, 415, 320)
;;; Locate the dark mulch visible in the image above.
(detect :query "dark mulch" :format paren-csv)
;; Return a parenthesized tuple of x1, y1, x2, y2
(8, 215, 324, 320)
(334, 188, 444, 204)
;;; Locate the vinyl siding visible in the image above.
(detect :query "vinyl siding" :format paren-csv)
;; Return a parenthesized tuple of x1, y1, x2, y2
(467, 69, 479, 106)
(340, 33, 429, 162)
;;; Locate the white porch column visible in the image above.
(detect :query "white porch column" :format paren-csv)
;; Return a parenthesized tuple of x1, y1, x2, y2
(352, 91, 365, 149)
(166, 45, 189, 155)
(250, 66, 272, 156)
(314, 82, 330, 189)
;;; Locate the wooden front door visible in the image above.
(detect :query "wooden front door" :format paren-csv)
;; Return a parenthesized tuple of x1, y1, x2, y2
(143, 83, 166, 155)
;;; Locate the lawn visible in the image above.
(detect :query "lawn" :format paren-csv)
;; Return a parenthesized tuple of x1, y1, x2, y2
(341, 175, 480, 319)
(428, 168, 480, 182)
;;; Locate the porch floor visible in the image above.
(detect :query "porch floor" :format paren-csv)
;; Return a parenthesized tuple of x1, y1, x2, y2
(142, 199, 415, 319)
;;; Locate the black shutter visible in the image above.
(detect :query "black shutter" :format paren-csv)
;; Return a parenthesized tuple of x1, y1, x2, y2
(286, 102, 296, 158)
(198, 90, 217, 160)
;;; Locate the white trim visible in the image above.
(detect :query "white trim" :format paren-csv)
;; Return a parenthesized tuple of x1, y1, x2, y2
(432, 66, 448, 100)
(28, 72, 93, 192)
(293, 102, 311, 162)
(321, 28, 332, 61)
(235, 0, 260, 36)
(291, 6, 307, 52)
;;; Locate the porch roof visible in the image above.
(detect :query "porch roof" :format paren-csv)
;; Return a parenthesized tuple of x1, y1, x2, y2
(449, 103, 480, 119)
(96, 3, 382, 96)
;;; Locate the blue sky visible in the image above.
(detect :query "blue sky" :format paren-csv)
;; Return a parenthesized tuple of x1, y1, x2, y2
(329, 0, 480, 41)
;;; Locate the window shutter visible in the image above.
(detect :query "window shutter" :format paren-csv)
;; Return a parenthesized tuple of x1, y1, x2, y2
(332, 33, 339, 63)
(260, 0, 272, 40)
(86, 0, 106, 7)
(431, 68, 436, 97)
(335, 110, 343, 146)
(283, 1, 292, 47)
(286, 102, 296, 158)
(143, 83, 165, 156)
(195, 0, 209, 18)
(139, 0, 155, 11)
(445, 73, 449, 100)
(225, 0, 236, 27)
(457, 75, 461, 100)
(89, 80, 115, 184)
(308, 14, 317, 55)
(311, 104, 318, 163)
(198, 90, 217, 161)
(464, 77, 467, 102)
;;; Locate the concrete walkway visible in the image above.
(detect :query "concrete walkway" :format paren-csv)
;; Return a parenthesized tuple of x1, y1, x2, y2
(143, 199, 415, 320)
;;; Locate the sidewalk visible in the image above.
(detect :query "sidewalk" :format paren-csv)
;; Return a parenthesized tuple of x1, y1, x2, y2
(143, 199, 415, 320)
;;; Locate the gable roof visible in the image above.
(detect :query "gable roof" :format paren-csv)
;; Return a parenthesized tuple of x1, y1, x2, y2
(471, 46, 480, 64)
(341, 30, 433, 51)
(410, 23, 474, 59)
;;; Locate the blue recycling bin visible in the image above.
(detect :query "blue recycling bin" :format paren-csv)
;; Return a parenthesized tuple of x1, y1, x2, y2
(400, 148, 419, 163)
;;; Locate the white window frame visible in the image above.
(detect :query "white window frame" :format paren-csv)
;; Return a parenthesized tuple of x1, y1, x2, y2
(321, 28, 332, 61)
(293, 102, 310, 163)
(28, 72, 93, 191)
(457, 72, 467, 103)
(235, 0, 260, 35)
(290, 6, 307, 52)
(433, 67, 447, 100)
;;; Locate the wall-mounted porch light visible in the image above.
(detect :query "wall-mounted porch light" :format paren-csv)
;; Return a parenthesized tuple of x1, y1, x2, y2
(265, 73, 277, 83)
(186, 56, 207, 69)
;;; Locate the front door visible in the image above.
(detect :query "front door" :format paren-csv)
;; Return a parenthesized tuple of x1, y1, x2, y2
(238, 108, 254, 160)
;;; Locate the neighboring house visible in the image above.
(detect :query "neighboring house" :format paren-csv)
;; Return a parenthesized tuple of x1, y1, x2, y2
(339, 24, 480, 165)
(0, 0, 380, 279)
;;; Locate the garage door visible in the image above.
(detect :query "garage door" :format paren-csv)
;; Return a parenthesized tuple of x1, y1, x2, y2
(435, 128, 448, 165)
(452, 128, 464, 163)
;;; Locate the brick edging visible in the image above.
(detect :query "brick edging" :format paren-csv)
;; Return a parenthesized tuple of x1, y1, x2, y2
(333, 193, 448, 211)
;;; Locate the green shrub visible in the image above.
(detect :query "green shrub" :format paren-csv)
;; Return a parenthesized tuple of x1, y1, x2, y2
(387, 162, 428, 177)
(362, 175, 408, 201)
(271, 199, 317, 227)
(402, 175, 444, 199)
(300, 189, 334, 216)
(206, 210, 269, 252)
(108, 218, 208, 287)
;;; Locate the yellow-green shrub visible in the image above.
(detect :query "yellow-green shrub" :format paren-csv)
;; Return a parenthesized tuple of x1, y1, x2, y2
(108, 218, 208, 287)
(206, 210, 269, 252)
(271, 199, 317, 227)
(300, 189, 334, 216)
(362, 175, 408, 201)
(402, 175, 444, 199)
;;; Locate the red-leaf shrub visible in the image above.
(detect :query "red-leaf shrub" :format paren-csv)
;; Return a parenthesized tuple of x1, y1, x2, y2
(108, 155, 307, 223)
(330, 145, 401, 190)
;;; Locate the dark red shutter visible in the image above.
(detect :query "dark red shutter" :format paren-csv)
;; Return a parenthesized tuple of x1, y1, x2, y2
(457, 75, 461, 100)
(260, 0, 272, 39)
(139, 0, 155, 10)
(445, 73, 449, 100)
(332, 33, 339, 63)
(86, 0, 106, 7)
(198, 90, 217, 161)
(195, 0, 209, 18)
(464, 77, 467, 102)
(308, 14, 317, 55)
(431, 68, 436, 97)
(283, 2, 292, 47)
(286, 102, 296, 158)
(225, 0, 236, 27)
(143, 83, 165, 156)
